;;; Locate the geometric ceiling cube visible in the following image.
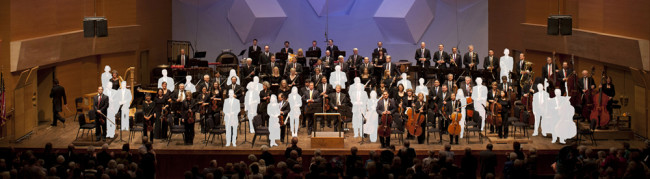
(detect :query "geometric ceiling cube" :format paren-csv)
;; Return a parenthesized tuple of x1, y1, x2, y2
(228, 0, 287, 43)
(374, 0, 435, 44)
(307, 0, 356, 16)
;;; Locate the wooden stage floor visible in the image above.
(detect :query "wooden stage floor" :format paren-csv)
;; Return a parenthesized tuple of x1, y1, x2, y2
(0, 116, 646, 156)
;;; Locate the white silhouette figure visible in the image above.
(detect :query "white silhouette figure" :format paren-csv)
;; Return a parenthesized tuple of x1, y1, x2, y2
(329, 65, 347, 89)
(224, 90, 240, 147)
(532, 84, 548, 136)
(106, 86, 120, 138)
(226, 69, 240, 85)
(542, 89, 561, 140)
(267, 95, 281, 147)
(158, 69, 175, 91)
(288, 87, 302, 137)
(456, 89, 467, 138)
(397, 73, 412, 90)
(553, 89, 576, 144)
(244, 88, 260, 133)
(364, 91, 379, 142)
(116, 81, 132, 131)
(101, 65, 113, 97)
(472, 78, 488, 131)
(415, 78, 429, 101)
(500, 48, 514, 83)
(351, 86, 368, 138)
(349, 77, 364, 94)
(185, 76, 196, 93)
(247, 76, 263, 93)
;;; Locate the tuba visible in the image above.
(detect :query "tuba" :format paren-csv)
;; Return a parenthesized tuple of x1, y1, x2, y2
(520, 62, 533, 87)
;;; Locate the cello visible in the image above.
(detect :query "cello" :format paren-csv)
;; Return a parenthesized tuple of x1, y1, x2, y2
(378, 97, 393, 138)
(447, 100, 462, 136)
(590, 69, 610, 128)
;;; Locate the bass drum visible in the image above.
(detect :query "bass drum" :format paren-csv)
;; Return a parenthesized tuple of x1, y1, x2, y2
(215, 50, 240, 77)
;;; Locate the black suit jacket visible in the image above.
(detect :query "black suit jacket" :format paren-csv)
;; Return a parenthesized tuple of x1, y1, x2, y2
(280, 47, 294, 55)
(415, 48, 432, 67)
(514, 60, 528, 76)
(316, 83, 333, 95)
(460, 83, 474, 97)
(483, 56, 499, 70)
(429, 86, 441, 102)
(279, 100, 290, 119)
(463, 52, 480, 70)
(195, 80, 213, 95)
(306, 46, 322, 58)
(449, 53, 463, 69)
(557, 68, 574, 81)
(248, 45, 261, 58)
(326, 45, 339, 57)
(376, 98, 397, 114)
(242, 65, 257, 79)
(302, 89, 322, 103)
(383, 63, 398, 77)
(347, 54, 363, 68)
(93, 94, 109, 117)
(487, 90, 499, 101)
(436, 90, 451, 107)
(541, 63, 558, 80)
(328, 92, 350, 108)
(284, 63, 303, 76)
(498, 82, 513, 92)
(578, 77, 595, 92)
(258, 52, 272, 65)
(176, 54, 190, 68)
(433, 51, 449, 69)
(50, 85, 67, 112)
(225, 84, 244, 97)
(359, 63, 374, 76)
(373, 48, 387, 56)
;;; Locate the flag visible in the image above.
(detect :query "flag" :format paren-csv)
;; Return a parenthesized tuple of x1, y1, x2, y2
(0, 72, 5, 126)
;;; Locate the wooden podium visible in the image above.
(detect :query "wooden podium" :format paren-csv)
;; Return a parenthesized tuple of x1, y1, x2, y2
(311, 113, 344, 148)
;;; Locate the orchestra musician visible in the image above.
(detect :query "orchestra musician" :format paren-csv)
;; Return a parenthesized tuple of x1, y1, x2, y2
(197, 87, 211, 134)
(326, 39, 339, 58)
(360, 68, 374, 92)
(242, 58, 257, 85)
(360, 57, 374, 77)
(142, 93, 155, 142)
(278, 80, 291, 99)
(269, 67, 282, 93)
(212, 72, 225, 88)
(433, 44, 449, 69)
(487, 82, 499, 134)
(373, 41, 387, 55)
(497, 90, 510, 139)
(514, 53, 531, 96)
(541, 57, 558, 92)
(374, 50, 386, 69)
(295, 48, 306, 66)
(601, 76, 615, 120)
(321, 50, 334, 74)
(210, 82, 222, 125)
(328, 85, 349, 131)
(225, 76, 245, 101)
(109, 70, 121, 90)
(259, 46, 272, 65)
(460, 76, 474, 97)
(312, 68, 324, 85)
(430, 80, 441, 103)
(336, 56, 349, 73)
(443, 74, 457, 93)
(383, 56, 398, 77)
(317, 76, 333, 99)
(302, 82, 321, 134)
(94, 86, 109, 141)
(196, 74, 212, 96)
(177, 48, 190, 68)
(348, 48, 363, 73)
(393, 84, 406, 102)
(449, 47, 463, 69)
(259, 82, 272, 124)
(268, 55, 281, 76)
(579, 70, 595, 121)
(377, 91, 396, 148)
(415, 42, 432, 67)
(280, 41, 294, 57)
(414, 93, 427, 144)
(278, 94, 290, 143)
(154, 88, 169, 139)
(284, 57, 302, 77)
(437, 85, 451, 133)
(248, 39, 261, 65)
(402, 89, 416, 139)
(171, 83, 188, 125)
(182, 91, 197, 145)
(307, 40, 322, 58)
(483, 50, 500, 79)
(557, 62, 573, 96)
(463, 45, 480, 70)
(447, 93, 461, 144)
(375, 82, 389, 99)
(286, 68, 300, 89)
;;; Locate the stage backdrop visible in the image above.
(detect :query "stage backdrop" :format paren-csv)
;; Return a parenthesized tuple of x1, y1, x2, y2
(173, 0, 488, 66)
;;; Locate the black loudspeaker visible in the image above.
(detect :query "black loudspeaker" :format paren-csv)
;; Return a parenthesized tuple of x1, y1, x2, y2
(83, 19, 95, 37)
(548, 15, 572, 36)
(559, 16, 572, 35)
(547, 16, 560, 35)
(96, 19, 108, 37)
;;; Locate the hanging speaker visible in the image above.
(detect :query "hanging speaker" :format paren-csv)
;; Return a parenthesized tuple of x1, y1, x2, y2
(559, 15, 572, 35)
(83, 19, 95, 37)
(547, 16, 560, 35)
(96, 19, 108, 37)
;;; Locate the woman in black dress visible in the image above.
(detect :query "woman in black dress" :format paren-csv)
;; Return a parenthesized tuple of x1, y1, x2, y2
(161, 81, 172, 99)
(153, 88, 169, 139)
(414, 93, 427, 144)
(375, 82, 389, 99)
(210, 82, 222, 126)
(601, 76, 615, 120)
(360, 68, 373, 93)
(182, 91, 197, 145)
(109, 70, 121, 90)
(392, 84, 405, 101)
(402, 89, 416, 139)
(142, 94, 155, 142)
(278, 80, 291, 98)
(286, 68, 300, 89)
(269, 67, 282, 93)
(497, 91, 511, 139)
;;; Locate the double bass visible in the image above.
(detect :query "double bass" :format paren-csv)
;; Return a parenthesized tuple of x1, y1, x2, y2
(581, 66, 596, 119)
(590, 69, 610, 128)
(378, 97, 393, 137)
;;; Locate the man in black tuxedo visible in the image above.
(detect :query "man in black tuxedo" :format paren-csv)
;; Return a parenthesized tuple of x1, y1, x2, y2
(373, 41, 387, 56)
(433, 44, 449, 69)
(302, 82, 321, 134)
(463, 45, 479, 70)
(328, 85, 349, 130)
(376, 91, 396, 148)
(171, 83, 188, 124)
(278, 94, 290, 143)
(326, 39, 339, 58)
(359, 57, 374, 76)
(267, 55, 282, 75)
(94, 87, 109, 141)
(348, 48, 363, 71)
(316, 77, 333, 97)
(557, 62, 573, 95)
(449, 47, 463, 69)
(383, 56, 398, 77)
(513, 53, 531, 97)
(483, 50, 500, 81)
(415, 42, 432, 67)
(280, 41, 294, 56)
(578, 70, 595, 94)
(248, 39, 262, 65)
(460, 76, 474, 97)
(436, 85, 451, 131)
(50, 79, 67, 127)
(284, 57, 302, 76)
(336, 56, 349, 73)
(541, 57, 558, 91)
(321, 50, 334, 73)
(195, 74, 212, 96)
(225, 77, 244, 101)
(177, 49, 190, 68)
(429, 80, 441, 104)
(443, 74, 457, 92)
(498, 76, 513, 92)
(259, 46, 272, 65)
(306, 40, 322, 58)
(212, 72, 226, 88)
(241, 58, 257, 86)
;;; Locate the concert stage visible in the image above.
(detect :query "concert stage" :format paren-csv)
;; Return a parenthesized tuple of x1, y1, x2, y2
(0, 116, 645, 178)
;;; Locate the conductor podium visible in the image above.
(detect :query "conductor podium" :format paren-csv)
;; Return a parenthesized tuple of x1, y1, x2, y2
(308, 105, 347, 148)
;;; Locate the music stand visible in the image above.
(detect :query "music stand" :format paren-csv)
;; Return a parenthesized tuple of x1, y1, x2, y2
(275, 52, 288, 62)
(306, 103, 323, 135)
(306, 50, 320, 58)
(338, 106, 352, 132)
(194, 51, 207, 59)
(334, 51, 346, 58)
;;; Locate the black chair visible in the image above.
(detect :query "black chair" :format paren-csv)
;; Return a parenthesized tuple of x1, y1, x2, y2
(74, 97, 84, 121)
(129, 111, 144, 142)
(75, 112, 95, 142)
(167, 116, 185, 146)
(464, 120, 483, 144)
(206, 116, 226, 146)
(391, 116, 404, 145)
(575, 116, 596, 146)
(510, 117, 528, 139)
(251, 115, 270, 148)
(426, 121, 442, 144)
